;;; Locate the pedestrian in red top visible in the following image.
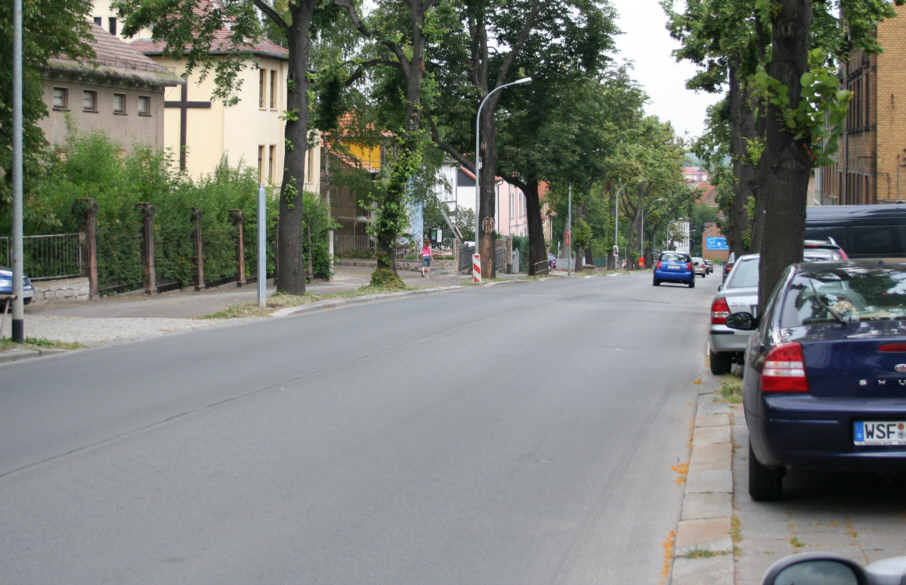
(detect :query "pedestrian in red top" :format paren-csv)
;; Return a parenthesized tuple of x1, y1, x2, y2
(420, 237, 432, 278)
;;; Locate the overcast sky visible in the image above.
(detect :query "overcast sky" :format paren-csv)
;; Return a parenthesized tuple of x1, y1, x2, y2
(611, 0, 723, 142)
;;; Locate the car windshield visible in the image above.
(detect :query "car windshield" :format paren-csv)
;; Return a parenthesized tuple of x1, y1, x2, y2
(726, 258, 759, 289)
(780, 265, 906, 326)
(660, 253, 689, 263)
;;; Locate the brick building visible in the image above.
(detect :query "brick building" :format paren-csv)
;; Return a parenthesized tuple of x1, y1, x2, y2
(819, 5, 906, 204)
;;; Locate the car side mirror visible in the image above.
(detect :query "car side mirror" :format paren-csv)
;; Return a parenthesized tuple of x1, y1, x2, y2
(762, 555, 863, 585)
(725, 311, 758, 331)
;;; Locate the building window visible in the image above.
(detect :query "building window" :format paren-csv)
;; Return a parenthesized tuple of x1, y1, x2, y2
(137, 96, 151, 116)
(270, 70, 277, 109)
(82, 90, 97, 112)
(258, 145, 265, 183)
(93, 16, 102, 25)
(52, 87, 68, 110)
(113, 93, 126, 114)
(259, 69, 267, 109)
(268, 145, 276, 184)
(109, 17, 117, 36)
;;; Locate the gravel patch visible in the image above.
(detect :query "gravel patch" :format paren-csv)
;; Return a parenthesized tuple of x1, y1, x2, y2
(1, 314, 264, 346)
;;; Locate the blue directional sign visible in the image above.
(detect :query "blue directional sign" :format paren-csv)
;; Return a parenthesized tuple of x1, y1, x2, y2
(706, 236, 728, 251)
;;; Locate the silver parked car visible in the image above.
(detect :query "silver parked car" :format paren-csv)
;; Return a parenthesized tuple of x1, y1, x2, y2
(709, 253, 759, 374)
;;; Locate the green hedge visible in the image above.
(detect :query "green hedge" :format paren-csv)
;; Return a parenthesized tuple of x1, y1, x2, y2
(27, 132, 330, 292)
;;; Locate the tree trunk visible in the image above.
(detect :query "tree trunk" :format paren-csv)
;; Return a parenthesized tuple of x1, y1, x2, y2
(524, 179, 548, 275)
(479, 98, 500, 279)
(757, 0, 811, 311)
(729, 67, 756, 257)
(277, 0, 316, 295)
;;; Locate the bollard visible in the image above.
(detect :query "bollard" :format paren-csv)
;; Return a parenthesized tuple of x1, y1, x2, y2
(192, 207, 205, 291)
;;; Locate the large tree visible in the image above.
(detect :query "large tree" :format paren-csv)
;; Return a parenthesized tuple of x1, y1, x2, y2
(667, 0, 901, 309)
(334, 0, 460, 286)
(0, 0, 93, 229)
(428, 0, 616, 278)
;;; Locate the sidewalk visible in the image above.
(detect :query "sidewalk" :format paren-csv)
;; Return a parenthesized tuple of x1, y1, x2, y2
(0, 263, 526, 359)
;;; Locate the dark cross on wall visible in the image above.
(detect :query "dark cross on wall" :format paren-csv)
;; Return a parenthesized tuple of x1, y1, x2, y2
(164, 82, 212, 171)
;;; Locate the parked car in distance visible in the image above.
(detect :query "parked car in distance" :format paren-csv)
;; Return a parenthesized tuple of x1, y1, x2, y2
(692, 256, 707, 277)
(709, 254, 759, 374)
(803, 237, 847, 261)
(728, 261, 906, 501)
(652, 251, 695, 288)
(703, 259, 714, 274)
(0, 266, 35, 310)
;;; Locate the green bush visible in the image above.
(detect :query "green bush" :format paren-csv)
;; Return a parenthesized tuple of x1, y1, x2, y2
(27, 132, 327, 292)
(512, 235, 529, 272)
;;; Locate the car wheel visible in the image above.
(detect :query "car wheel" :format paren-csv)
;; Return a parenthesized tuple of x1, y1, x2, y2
(709, 350, 731, 375)
(653, 278, 660, 286)
(748, 441, 783, 501)
(689, 279, 695, 288)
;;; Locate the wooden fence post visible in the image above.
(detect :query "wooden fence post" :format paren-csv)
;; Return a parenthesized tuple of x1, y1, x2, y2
(74, 197, 98, 299)
(230, 209, 246, 286)
(136, 202, 156, 295)
(192, 207, 205, 291)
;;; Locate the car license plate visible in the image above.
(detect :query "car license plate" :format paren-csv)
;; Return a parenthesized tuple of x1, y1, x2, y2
(668, 265, 681, 270)
(853, 421, 906, 445)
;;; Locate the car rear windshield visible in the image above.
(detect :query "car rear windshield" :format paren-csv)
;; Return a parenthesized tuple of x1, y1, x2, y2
(660, 253, 690, 263)
(727, 258, 759, 289)
(780, 265, 906, 326)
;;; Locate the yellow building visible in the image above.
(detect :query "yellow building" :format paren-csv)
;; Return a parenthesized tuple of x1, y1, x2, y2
(90, 1, 320, 194)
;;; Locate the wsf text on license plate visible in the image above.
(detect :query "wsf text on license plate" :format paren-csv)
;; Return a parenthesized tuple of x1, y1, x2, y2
(854, 421, 906, 446)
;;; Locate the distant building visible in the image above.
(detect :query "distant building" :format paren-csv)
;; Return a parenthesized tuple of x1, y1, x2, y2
(38, 24, 177, 151)
(819, 3, 906, 204)
(702, 222, 730, 261)
(683, 166, 710, 188)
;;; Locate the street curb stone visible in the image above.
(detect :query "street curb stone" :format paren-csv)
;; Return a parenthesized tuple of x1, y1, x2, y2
(670, 391, 734, 585)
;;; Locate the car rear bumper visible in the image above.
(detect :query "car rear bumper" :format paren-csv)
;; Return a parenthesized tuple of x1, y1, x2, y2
(709, 326, 752, 353)
(653, 268, 693, 283)
(748, 395, 906, 471)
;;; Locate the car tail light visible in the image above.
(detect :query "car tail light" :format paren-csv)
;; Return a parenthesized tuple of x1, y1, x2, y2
(762, 342, 809, 393)
(879, 343, 906, 352)
(839, 249, 848, 259)
(686, 262, 693, 271)
(711, 297, 730, 325)
(656, 261, 662, 269)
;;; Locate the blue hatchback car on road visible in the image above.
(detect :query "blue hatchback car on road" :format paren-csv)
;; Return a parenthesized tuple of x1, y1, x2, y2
(653, 251, 694, 288)
(727, 261, 906, 501)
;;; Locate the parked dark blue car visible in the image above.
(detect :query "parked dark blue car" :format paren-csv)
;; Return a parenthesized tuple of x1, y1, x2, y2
(653, 251, 694, 288)
(729, 261, 906, 500)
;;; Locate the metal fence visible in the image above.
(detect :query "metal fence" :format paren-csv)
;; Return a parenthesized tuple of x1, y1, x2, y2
(0, 233, 82, 280)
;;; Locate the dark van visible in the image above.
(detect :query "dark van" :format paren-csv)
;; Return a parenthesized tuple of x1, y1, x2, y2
(805, 203, 906, 260)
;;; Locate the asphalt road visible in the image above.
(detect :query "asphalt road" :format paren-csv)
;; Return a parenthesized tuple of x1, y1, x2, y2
(0, 271, 718, 585)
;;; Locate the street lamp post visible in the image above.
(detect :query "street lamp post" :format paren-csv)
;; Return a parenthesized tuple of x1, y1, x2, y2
(474, 77, 531, 272)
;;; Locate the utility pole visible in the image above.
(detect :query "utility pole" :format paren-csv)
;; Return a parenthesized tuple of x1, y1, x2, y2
(11, 0, 24, 342)
(567, 185, 572, 276)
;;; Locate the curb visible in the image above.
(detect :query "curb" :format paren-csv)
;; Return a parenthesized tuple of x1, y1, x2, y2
(270, 285, 466, 318)
(0, 346, 68, 364)
(670, 390, 735, 585)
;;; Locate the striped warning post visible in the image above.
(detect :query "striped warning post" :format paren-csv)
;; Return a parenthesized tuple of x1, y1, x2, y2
(472, 253, 482, 283)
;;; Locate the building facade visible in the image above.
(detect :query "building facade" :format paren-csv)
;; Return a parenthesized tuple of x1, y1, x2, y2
(38, 24, 177, 151)
(91, 1, 319, 193)
(819, 4, 906, 204)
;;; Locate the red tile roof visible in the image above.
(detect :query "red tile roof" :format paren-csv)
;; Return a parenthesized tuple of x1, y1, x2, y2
(47, 25, 178, 85)
(130, 26, 288, 61)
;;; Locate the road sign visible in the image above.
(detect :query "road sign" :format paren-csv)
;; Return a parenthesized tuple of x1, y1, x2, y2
(706, 236, 728, 251)
(565, 230, 571, 248)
